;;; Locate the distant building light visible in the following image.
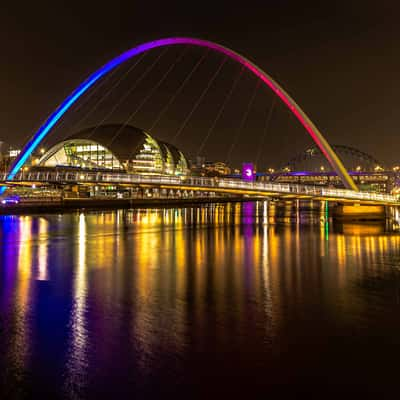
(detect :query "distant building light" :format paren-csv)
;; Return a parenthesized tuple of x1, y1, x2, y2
(9, 149, 21, 158)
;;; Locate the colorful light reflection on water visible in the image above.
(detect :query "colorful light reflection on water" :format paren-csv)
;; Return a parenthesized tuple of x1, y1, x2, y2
(1, 202, 400, 397)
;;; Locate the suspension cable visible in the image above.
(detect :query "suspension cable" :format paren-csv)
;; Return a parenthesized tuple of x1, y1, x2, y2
(196, 65, 245, 157)
(69, 53, 147, 139)
(27, 64, 127, 151)
(104, 47, 171, 147)
(85, 48, 169, 143)
(107, 47, 188, 148)
(225, 79, 260, 164)
(148, 49, 209, 133)
(171, 56, 227, 144)
(52, 63, 123, 133)
(255, 96, 276, 168)
(94, 49, 168, 141)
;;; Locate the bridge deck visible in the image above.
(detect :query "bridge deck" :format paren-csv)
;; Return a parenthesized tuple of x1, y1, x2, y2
(1, 172, 398, 205)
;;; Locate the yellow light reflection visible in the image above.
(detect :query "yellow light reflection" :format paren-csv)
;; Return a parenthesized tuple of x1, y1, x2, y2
(37, 217, 49, 281)
(65, 213, 88, 396)
(11, 216, 33, 374)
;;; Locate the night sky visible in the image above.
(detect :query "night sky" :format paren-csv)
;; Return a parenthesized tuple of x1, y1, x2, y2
(1, 1, 400, 168)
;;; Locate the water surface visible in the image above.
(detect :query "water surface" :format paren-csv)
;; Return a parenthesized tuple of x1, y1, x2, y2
(1, 202, 400, 398)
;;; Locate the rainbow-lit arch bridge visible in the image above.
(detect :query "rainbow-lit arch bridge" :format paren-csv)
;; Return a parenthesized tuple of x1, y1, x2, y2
(2, 37, 358, 195)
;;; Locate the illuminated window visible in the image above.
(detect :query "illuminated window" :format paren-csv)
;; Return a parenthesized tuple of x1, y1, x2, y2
(162, 144, 175, 175)
(130, 134, 163, 175)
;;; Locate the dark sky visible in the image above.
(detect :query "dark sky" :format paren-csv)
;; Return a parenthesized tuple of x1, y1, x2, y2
(1, 1, 400, 168)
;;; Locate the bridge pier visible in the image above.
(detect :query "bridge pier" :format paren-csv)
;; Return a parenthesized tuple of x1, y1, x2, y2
(331, 203, 387, 221)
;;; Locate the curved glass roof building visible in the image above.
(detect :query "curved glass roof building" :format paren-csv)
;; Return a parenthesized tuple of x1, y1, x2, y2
(38, 124, 190, 176)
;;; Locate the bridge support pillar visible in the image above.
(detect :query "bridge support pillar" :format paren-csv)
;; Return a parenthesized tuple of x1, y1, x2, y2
(332, 204, 387, 221)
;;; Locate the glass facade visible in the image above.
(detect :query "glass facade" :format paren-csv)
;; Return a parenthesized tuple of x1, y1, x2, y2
(39, 133, 190, 177)
(162, 144, 175, 175)
(130, 134, 164, 175)
(41, 140, 123, 170)
(175, 150, 189, 176)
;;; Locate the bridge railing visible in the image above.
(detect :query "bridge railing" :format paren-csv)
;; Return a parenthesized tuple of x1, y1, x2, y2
(2, 171, 399, 203)
(215, 178, 397, 203)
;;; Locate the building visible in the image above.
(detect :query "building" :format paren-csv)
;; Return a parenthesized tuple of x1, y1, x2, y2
(37, 124, 190, 177)
(0, 142, 22, 173)
(204, 162, 231, 175)
(191, 161, 231, 176)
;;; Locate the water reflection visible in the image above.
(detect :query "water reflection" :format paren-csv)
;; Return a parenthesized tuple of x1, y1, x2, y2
(0, 216, 35, 397)
(1, 202, 400, 396)
(64, 213, 88, 398)
(13, 217, 33, 383)
(37, 217, 49, 281)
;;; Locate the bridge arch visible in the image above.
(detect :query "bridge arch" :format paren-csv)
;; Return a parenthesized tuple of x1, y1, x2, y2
(2, 37, 358, 192)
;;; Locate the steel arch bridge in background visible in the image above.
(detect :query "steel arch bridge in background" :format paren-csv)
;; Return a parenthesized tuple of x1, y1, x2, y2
(0, 37, 358, 194)
(282, 145, 383, 172)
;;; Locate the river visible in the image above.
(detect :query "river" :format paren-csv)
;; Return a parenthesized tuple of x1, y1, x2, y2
(1, 201, 400, 398)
